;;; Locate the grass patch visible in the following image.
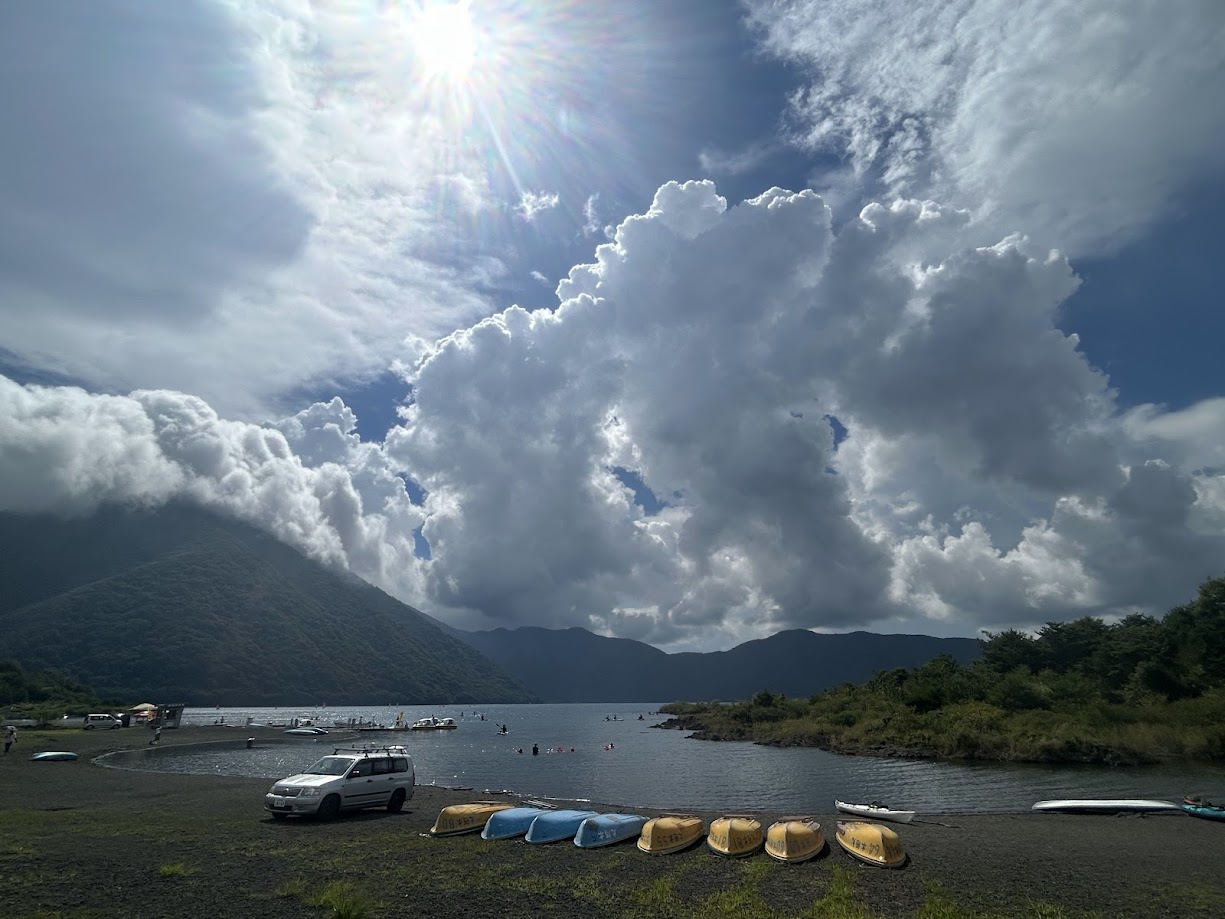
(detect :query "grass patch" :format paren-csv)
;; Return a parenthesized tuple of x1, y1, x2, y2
(309, 881, 374, 919)
(157, 862, 194, 878)
(274, 877, 308, 899)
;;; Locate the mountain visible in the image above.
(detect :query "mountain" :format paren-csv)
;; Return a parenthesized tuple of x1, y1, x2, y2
(0, 505, 536, 706)
(458, 626, 982, 703)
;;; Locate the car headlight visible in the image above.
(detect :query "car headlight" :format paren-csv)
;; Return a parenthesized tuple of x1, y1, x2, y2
(298, 787, 323, 797)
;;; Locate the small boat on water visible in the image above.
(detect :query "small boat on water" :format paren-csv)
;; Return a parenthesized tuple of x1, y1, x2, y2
(835, 821, 907, 869)
(1031, 799, 1182, 814)
(284, 727, 329, 736)
(707, 815, 764, 858)
(525, 809, 600, 844)
(574, 813, 648, 848)
(430, 802, 513, 836)
(30, 751, 79, 762)
(411, 717, 458, 731)
(765, 817, 826, 864)
(481, 806, 555, 840)
(835, 800, 915, 824)
(637, 814, 705, 855)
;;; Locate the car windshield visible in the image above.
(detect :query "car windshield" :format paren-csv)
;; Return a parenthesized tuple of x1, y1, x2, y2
(304, 756, 355, 776)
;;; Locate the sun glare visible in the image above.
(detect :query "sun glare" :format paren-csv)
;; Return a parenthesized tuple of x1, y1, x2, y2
(412, 1, 477, 81)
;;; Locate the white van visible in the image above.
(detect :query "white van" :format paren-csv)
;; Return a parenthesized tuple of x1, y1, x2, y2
(264, 746, 415, 820)
(82, 713, 121, 730)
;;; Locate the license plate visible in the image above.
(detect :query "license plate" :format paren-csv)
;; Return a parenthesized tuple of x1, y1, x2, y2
(274, 801, 291, 809)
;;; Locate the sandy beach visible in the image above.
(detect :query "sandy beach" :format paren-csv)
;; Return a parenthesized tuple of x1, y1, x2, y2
(2, 725, 1223, 918)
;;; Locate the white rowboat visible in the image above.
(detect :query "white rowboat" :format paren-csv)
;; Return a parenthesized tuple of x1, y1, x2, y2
(834, 800, 915, 824)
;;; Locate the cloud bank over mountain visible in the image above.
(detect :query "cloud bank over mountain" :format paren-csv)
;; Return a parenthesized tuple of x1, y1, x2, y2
(4, 182, 1221, 649)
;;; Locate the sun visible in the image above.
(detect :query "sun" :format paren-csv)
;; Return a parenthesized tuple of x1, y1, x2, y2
(411, 1, 478, 81)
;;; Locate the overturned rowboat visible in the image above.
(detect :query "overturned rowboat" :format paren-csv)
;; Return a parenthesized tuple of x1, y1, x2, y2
(637, 814, 705, 855)
(481, 806, 555, 840)
(574, 813, 648, 848)
(429, 802, 512, 836)
(707, 815, 764, 858)
(765, 817, 826, 864)
(835, 820, 907, 869)
(525, 809, 600, 844)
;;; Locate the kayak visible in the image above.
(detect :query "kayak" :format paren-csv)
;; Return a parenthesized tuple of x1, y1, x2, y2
(1031, 799, 1181, 814)
(30, 751, 79, 762)
(1181, 799, 1225, 822)
(835, 800, 915, 824)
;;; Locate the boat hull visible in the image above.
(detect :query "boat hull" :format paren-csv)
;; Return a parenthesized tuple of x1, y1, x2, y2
(1182, 803, 1225, 822)
(1031, 799, 1181, 814)
(834, 800, 914, 824)
(765, 819, 826, 864)
(637, 815, 705, 855)
(574, 813, 648, 849)
(430, 802, 512, 837)
(835, 821, 907, 869)
(707, 816, 764, 858)
(525, 809, 600, 844)
(30, 751, 79, 762)
(481, 806, 554, 840)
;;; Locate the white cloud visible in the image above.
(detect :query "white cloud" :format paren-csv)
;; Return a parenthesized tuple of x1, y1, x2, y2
(698, 141, 775, 177)
(582, 193, 604, 238)
(515, 190, 561, 222)
(744, 0, 1225, 256)
(3, 180, 1223, 649)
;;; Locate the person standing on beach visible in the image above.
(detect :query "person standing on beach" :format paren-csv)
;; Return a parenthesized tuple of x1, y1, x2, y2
(3, 724, 15, 754)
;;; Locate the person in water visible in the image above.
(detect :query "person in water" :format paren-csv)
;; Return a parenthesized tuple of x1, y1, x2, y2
(532, 743, 539, 756)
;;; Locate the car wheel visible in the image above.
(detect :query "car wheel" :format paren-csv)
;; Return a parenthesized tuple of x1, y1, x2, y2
(84, 724, 93, 730)
(317, 795, 341, 821)
(387, 789, 406, 813)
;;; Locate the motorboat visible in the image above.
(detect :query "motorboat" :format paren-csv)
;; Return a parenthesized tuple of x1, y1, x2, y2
(525, 809, 600, 844)
(574, 813, 648, 848)
(481, 806, 555, 840)
(835, 800, 915, 824)
(636, 814, 705, 855)
(410, 717, 458, 731)
(284, 727, 329, 736)
(835, 821, 907, 869)
(1031, 799, 1181, 814)
(430, 802, 513, 836)
(706, 815, 764, 858)
(765, 817, 826, 864)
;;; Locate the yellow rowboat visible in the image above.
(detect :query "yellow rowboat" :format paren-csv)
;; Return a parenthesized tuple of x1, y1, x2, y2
(429, 801, 512, 836)
(835, 821, 907, 869)
(637, 814, 706, 855)
(707, 815, 764, 858)
(765, 817, 826, 864)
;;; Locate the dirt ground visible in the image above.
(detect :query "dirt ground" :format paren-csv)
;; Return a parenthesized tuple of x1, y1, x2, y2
(1, 726, 1223, 918)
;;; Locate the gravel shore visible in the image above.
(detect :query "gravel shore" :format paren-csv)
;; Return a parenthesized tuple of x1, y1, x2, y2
(2, 726, 1223, 918)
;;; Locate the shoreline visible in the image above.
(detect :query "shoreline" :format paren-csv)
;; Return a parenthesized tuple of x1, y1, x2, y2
(3, 726, 1224, 918)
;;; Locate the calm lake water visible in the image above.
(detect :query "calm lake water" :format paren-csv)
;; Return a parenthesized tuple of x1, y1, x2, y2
(112, 703, 1225, 814)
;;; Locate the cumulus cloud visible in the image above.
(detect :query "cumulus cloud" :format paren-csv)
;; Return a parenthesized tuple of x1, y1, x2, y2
(3, 181, 1223, 649)
(744, 0, 1225, 255)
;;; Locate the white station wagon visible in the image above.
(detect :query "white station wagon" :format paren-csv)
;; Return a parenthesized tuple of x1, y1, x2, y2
(264, 746, 415, 820)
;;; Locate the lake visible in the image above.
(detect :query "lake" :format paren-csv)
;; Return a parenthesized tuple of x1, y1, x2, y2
(115, 703, 1225, 814)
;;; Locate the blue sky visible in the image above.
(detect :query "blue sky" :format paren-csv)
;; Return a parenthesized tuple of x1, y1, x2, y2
(2, 1, 1224, 651)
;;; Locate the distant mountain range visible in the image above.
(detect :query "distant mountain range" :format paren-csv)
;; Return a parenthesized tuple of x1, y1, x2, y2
(0, 504, 980, 706)
(458, 626, 980, 703)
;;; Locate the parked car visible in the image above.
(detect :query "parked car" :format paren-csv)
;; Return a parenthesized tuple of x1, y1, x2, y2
(264, 746, 415, 820)
(82, 713, 122, 730)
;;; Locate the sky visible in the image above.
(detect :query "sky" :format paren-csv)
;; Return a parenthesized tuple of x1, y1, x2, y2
(2, 0, 1224, 651)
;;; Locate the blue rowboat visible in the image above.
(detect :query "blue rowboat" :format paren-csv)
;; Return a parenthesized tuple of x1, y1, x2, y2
(525, 809, 599, 844)
(574, 813, 648, 848)
(481, 806, 553, 840)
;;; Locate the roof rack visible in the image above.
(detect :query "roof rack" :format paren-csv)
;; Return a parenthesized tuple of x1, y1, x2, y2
(330, 745, 409, 756)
